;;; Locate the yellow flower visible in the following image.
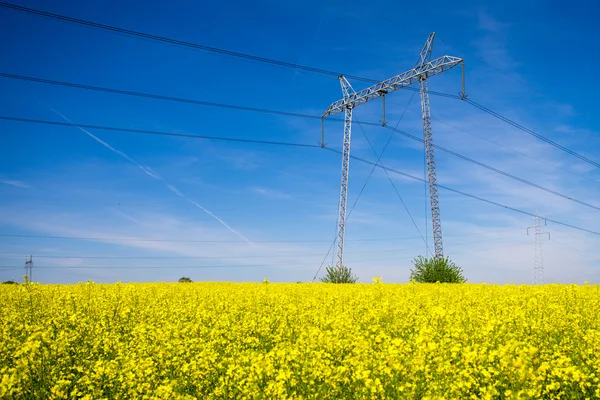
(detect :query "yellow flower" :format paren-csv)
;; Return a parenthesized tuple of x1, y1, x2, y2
(0, 281, 598, 398)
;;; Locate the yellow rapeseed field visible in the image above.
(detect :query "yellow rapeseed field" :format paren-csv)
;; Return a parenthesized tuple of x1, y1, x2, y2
(1, 281, 599, 399)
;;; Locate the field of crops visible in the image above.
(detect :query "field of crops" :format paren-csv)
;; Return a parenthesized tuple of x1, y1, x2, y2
(1, 282, 599, 399)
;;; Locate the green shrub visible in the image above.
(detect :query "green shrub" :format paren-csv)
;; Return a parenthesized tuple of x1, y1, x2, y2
(321, 265, 358, 284)
(409, 256, 466, 283)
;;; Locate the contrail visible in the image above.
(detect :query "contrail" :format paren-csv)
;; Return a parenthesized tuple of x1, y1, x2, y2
(47, 107, 251, 243)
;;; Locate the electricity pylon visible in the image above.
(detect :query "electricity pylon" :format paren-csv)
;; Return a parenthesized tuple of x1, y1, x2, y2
(24, 255, 33, 283)
(321, 33, 464, 269)
(527, 212, 550, 284)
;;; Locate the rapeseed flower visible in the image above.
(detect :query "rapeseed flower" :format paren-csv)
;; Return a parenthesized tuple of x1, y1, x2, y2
(0, 282, 598, 398)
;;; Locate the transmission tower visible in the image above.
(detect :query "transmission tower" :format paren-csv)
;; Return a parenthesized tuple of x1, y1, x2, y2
(527, 212, 550, 284)
(321, 33, 465, 269)
(24, 255, 33, 282)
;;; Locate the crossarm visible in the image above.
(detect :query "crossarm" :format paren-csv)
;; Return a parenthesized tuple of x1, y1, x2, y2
(322, 55, 463, 117)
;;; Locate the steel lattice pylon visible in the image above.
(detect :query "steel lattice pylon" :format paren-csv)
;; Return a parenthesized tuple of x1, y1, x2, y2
(419, 78, 443, 259)
(528, 212, 550, 284)
(334, 76, 356, 269)
(322, 33, 464, 269)
(24, 255, 33, 283)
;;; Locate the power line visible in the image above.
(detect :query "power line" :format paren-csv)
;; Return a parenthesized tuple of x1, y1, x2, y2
(0, 7, 593, 171)
(464, 98, 600, 170)
(4, 114, 598, 215)
(322, 148, 600, 237)
(429, 32, 567, 108)
(0, 115, 320, 148)
(0, 229, 525, 246)
(0, 265, 267, 270)
(0, 233, 427, 243)
(356, 120, 431, 252)
(0, 236, 525, 261)
(2, 71, 594, 187)
(0, 243, 536, 273)
(417, 109, 599, 184)
(448, 242, 530, 255)
(0, 244, 525, 272)
(0, 247, 421, 260)
(0, 254, 420, 271)
(0, 194, 434, 216)
(2, 115, 597, 235)
(0, 3, 367, 82)
(0, 72, 443, 129)
(4, 71, 597, 183)
(0, 4, 459, 99)
(383, 125, 600, 212)
(0, 72, 326, 120)
(550, 240, 600, 261)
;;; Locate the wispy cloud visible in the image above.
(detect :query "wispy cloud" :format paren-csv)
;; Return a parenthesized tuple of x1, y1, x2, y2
(210, 147, 262, 171)
(471, 10, 519, 72)
(0, 208, 327, 276)
(46, 107, 251, 243)
(0, 179, 29, 189)
(251, 186, 292, 199)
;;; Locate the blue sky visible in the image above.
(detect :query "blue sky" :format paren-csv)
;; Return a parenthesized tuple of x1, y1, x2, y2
(1, 0, 599, 284)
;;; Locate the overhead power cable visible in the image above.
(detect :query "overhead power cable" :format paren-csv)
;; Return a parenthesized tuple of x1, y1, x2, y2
(0, 6, 593, 167)
(0, 264, 310, 270)
(322, 148, 600, 237)
(0, 72, 325, 120)
(0, 233, 435, 243)
(3, 71, 596, 181)
(0, 229, 524, 245)
(0, 115, 320, 148)
(464, 98, 600, 170)
(356, 120, 431, 251)
(3, 71, 595, 187)
(0, 254, 419, 271)
(0, 247, 420, 260)
(0, 3, 367, 82)
(412, 108, 598, 184)
(4, 114, 597, 214)
(383, 126, 600, 212)
(0, 72, 448, 127)
(550, 239, 600, 260)
(0, 237, 525, 261)
(0, 3, 458, 98)
(0, 243, 535, 272)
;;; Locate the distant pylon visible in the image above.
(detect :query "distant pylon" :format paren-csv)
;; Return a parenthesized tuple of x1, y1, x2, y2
(527, 212, 550, 284)
(24, 255, 33, 282)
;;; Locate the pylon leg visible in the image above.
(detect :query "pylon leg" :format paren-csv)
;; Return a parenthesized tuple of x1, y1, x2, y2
(419, 79, 444, 259)
(336, 106, 353, 269)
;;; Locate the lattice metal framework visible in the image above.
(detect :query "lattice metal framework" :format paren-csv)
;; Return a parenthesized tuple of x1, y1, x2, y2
(333, 76, 356, 269)
(24, 255, 33, 283)
(322, 33, 464, 268)
(419, 77, 444, 259)
(528, 212, 550, 284)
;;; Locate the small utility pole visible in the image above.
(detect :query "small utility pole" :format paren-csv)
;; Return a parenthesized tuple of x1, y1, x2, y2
(527, 212, 550, 284)
(24, 255, 33, 282)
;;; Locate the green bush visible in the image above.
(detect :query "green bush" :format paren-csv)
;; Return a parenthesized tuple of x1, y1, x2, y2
(178, 277, 193, 283)
(321, 265, 358, 284)
(409, 256, 466, 283)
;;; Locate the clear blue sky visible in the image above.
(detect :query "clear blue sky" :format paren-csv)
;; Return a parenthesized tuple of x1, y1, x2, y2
(1, 0, 599, 284)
